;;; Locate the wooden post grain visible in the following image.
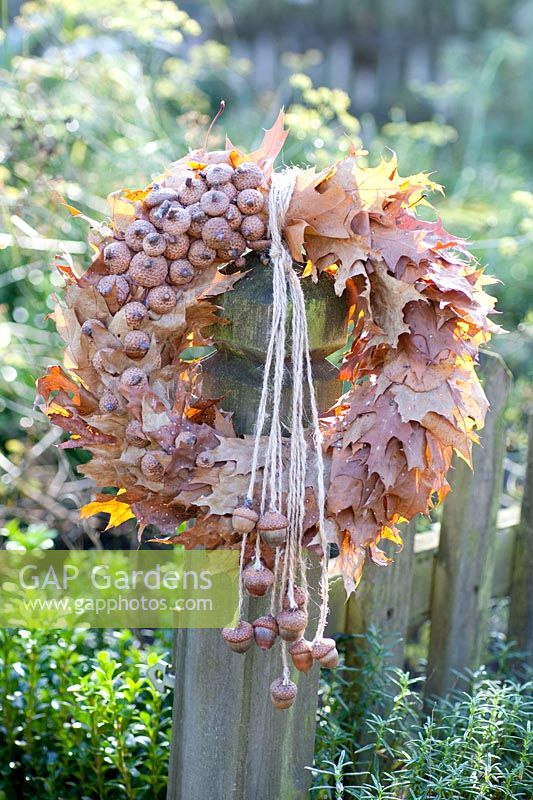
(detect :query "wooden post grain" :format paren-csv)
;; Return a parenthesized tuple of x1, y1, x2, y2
(166, 257, 347, 800)
(426, 351, 512, 696)
(508, 413, 533, 666)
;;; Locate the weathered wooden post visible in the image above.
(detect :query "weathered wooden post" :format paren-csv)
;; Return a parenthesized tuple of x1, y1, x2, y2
(508, 413, 533, 667)
(426, 352, 512, 696)
(166, 257, 347, 800)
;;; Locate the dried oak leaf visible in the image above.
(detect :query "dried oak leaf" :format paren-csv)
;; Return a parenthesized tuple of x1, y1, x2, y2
(335, 531, 365, 596)
(367, 261, 427, 347)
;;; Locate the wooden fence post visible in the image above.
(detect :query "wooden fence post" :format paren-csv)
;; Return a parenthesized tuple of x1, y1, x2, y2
(426, 352, 512, 696)
(508, 413, 533, 666)
(330, 522, 415, 667)
(166, 258, 347, 800)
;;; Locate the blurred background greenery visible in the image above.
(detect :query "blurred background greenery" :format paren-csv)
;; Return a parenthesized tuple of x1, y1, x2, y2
(0, 0, 532, 541)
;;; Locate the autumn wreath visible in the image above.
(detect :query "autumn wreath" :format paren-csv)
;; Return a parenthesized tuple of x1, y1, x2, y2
(38, 112, 497, 707)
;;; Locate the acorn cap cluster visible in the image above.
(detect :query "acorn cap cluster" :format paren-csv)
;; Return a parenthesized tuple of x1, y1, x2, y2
(86, 160, 271, 490)
(221, 501, 340, 709)
(97, 160, 270, 325)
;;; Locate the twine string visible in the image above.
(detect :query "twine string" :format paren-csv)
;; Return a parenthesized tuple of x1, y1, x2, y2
(237, 532, 248, 618)
(245, 169, 329, 648)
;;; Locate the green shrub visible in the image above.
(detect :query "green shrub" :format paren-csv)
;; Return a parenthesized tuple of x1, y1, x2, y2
(1, 625, 531, 799)
(0, 627, 172, 800)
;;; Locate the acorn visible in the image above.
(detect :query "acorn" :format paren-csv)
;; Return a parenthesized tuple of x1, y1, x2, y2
(217, 231, 247, 263)
(188, 203, 208, 237)
(222, 620, 254, 653)
(125, 419, 150, 447)
(148, 205, 167, 229)
(242, 563, 274, 597)
(311, 638, 339, 669)
(276, 608, 308, 642)
(202, 217, 231, 248)
(188, 240, 216, 269)
(282, 585, 308, 610)
(124, 220, 156, 252)
(224, 204, 243, 231)
(178, 176, 206, 206)
(204, 163, 234, 186)
(142, 231, 167, 256)
(200, 189, 230, 217)
(257, 511, 288, 547)
(220, 181, 238, 202)
(253, 614, 278, 650)
(169, 259, 195, 286)
(237, 188, 264, 216)
(270, 677, 297, 710)
(141, 451, 165, 482)
(97, 275, 129, 312)
(120, 366, 148, 389)
(195, 450, 215, 468)
(103, 241, 132, 274)
(144, 185, 178, 209)
(81, 318, 106, 338)
(241, 214, 266, 241)
(124, 330, 151, 359)
(99, 391, 119, 414)
(124, 301, 148, 329)
(146, 285, 177, 314)
(233, 162, 264, 191)
(161, 204, 191, 235)
(289, 639, 314, 673)
(164, 233, 190, 260)
(129, 253, 168, 288)
(232, 504, 259, 534)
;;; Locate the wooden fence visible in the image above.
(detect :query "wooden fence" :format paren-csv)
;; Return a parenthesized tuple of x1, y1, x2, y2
(183, 0, 518, 120)
(166, 350, 531, 799)
(328, 352, 533, 689)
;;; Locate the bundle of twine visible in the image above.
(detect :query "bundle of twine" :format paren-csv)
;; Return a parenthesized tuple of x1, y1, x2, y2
(239, 171, 330, 683)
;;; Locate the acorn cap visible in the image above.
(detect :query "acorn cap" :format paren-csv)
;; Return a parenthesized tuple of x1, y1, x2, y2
(257, 511, 288, 532)
(222, 620, 253, 654)
(270, 677, 297, 710)
(288, 638, 314, 673)
(243, 564, 274, 597)
(232, 504, 259, 534)
(276, 608, 308, 642)
(282, 585, 308, 610)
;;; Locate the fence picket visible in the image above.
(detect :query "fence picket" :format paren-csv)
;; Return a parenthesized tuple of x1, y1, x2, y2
(425, 352, 511, 696)
(336, 522, 416, 667)
(508, 413, 533, 666)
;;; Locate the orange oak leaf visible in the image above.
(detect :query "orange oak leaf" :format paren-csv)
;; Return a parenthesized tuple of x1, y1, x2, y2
(80, 491, 136, 530)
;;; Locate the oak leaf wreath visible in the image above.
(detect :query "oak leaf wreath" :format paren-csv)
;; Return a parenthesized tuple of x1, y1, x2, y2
(37, 112, 498, 708)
